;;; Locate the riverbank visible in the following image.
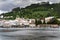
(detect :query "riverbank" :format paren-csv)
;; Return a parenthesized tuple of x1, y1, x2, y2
(37, 24, 60, 28)
(0, 23, 60, 28)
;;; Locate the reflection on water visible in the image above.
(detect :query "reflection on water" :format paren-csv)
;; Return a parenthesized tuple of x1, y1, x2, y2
(0, 29, 60, 40)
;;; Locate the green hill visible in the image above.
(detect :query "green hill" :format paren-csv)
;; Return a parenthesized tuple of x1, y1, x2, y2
(1, 2, 60, 20)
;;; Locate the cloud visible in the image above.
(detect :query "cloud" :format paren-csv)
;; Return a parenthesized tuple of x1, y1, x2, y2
(0, 0, 60, 12)
(0, 10, 8, 14)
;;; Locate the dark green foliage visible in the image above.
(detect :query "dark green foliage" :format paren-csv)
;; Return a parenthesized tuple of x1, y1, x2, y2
(12, 7, 21, 12)
(57, 21, 60, 25)
(35, 19, 42, 26)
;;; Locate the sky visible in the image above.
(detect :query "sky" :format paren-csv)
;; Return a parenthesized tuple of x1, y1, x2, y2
(0, 0, 60, 14)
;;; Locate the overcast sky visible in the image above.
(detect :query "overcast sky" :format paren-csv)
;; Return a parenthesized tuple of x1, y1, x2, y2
(0, 0, 60, 13)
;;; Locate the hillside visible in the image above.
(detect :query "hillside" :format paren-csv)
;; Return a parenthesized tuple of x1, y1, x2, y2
(1, 2, 60, 20)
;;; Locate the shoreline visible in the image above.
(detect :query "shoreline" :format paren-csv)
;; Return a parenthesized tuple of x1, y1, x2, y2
(0, 24, 60, 28)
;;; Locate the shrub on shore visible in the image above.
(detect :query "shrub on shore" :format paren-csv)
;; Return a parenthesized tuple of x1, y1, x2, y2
(35, 19, 42, 26)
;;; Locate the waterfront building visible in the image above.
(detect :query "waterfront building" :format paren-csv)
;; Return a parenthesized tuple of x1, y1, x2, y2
(15, 17, 29, 27)
(57, 19, 60, 21)
(0, 20, 4, 27)
(45, 17, 54, 23)
(3, 20, 11, 28)
(40, 17, 54, 24)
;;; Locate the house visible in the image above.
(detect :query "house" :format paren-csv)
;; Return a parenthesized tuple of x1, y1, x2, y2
(40, 17, 55, 24)
(0, 20, 4, 27)
(45, 17, 54, 23)
(15, 18, 29, 26)
(4, 16, 13, 18)
(57, 19, 60, 21)
(3, 20, 11, 28)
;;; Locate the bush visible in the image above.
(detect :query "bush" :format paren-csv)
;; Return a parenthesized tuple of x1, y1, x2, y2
(57, 21, 60, 25)
(35, 19, 42, 26)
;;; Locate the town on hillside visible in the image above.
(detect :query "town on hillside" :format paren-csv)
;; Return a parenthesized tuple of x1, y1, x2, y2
(0, 2, 60, 28)
(0, 15, 60, 28)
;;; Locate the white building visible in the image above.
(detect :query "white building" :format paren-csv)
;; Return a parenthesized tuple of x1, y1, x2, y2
(45, 17, 54, 23)
(15, 18, 29, 26)
(57, 19, 60, 21)
(2, 20, 10, 27)
(2, 20, 20, 27)
(0, 20, 4, 27)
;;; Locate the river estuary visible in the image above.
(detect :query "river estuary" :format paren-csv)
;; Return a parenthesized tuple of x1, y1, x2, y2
(0, 28, 60, 40)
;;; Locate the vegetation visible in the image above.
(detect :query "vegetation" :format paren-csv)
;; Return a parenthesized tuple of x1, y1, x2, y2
(35, 19, 42, 26)
(1, 2, 60, 20)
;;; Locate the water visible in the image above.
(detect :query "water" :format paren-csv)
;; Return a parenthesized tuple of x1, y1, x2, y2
(0, 28, 60, 40)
